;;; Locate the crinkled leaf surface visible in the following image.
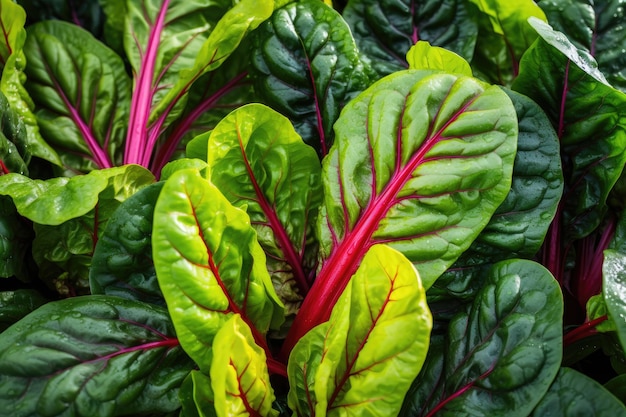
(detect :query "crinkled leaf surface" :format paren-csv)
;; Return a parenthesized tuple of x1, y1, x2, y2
(603, 249, 626, 353)
(123, 0, 272, 167)
(402, 259, 563, 416)
(343, 0, 478, 76)
(288, 244, 432, 416)
(0, 295, 194, 417)
(539, 0, 626, 92)
(430, 88, 563, 305)
(289, 69, 517, 345)
(152, 168, 283, 372)
(468, 0, 546, 85)
(0, 0, 60, 166)
(250, 0, 375, 156)
(207, 103, 321, 313)
(211, 314, 277, 417)
(0, 91, 28, 175)
(406, 41, 473, 76)
(90, 182, 165, 306)
(513, 18, 626, 241)
(530, 367, 626, 416)
(24, 20, 130, 172)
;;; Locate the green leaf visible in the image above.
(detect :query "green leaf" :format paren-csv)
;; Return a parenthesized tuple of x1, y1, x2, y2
(288, 244, 432, 416)
(429, 88, 563, 305)
(406, 41, 473, 76)
(0, 295, 194, 417)
(90, 182, 165, 306)
(539, 0, 626, 93)
(530, 368, 626, 416)
(250, 0, 375, 156)
(468, 0, 547, 85)
(403, 259, 563, 416)
(23, 21, 131, 172)
(603, 249, 626, 353)
(0, 289, 48, 332)
(513, 18, 626, 241)
(0, 0, 61, 166)
(152, 168, 283, 372)
(207, 103, 322, 314)
(211, 314, 278, 417)
(179, 370, 217, 417)
(343, 0, 478, 76)
(0, 91, 29, 175)
(605, 374, 626, 405)
(17, 0, 104, 36)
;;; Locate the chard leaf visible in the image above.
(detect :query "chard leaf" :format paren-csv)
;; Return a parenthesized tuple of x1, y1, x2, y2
(250, 0, 375, 156)
(211, 314, 277, 417)
(0, 295, 194, 417)
(603, 249, 626, 353)
(0, 165, 154, 295)
(152, 168, 284, 372)
(0, 197, 33, 280)
(407, 41, 473, 76)
(0, 0, 60, 166)
(288, 244, 432, 416)
(17, 0, 104, 36)
(539, 0, 626, 92)
(179, 370, 217, 417)
(468, 0, 547, 85)
(530, 368, 626, 416)
(402, 259, 563, 416)
(123, 0, 272, 167)
(0, 89, 28, 175)
(289, 69, 517, 345)
(605, 374, 626, 404)
(430, 88, 563, 304)
(513, 19, 626, 242)
(207, 103, 322, 313)
(0, 289, 48, 331)
(343, 0, 478, 76)
(23, 21, 131, 172)
(90, 182, 165, 306)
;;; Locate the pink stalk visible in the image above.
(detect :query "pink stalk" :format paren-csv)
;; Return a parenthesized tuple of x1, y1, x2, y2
(124, 1, 170, 165)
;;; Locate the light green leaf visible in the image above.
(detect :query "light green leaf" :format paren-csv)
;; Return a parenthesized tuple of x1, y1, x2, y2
(152, 168, 283, 372)
(179, 370, 217, 417)
(207, 103, 322, 314)
(406, 41, 472, 76)
(211, 314, 278, 417)
(288, 244, 432, 416)
(603, 249, 626, 353)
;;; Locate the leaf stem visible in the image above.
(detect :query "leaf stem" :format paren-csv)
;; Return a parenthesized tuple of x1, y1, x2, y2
(563, 315, 608, 347)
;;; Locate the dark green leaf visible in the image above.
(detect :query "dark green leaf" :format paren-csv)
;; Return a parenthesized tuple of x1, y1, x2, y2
(539, 0, 626, 93)
(0, 289, 47, 331)
(605, 374, 626, 405)
(513, 18, 626, 241)
(0, 196, 33, 280)
(403, 259, 563, 416)
(250, 0, 375, 156)
(603, 249, 626, 353)
(0, 295, 194, 417)
(90, 182, 165, 306)
(17, 0, 104, 35)
(530, 367, 626, 416)
(343, 0, 478, 76)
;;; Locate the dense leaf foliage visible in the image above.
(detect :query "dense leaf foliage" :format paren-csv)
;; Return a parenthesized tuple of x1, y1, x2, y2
(1, 0, 626, 416)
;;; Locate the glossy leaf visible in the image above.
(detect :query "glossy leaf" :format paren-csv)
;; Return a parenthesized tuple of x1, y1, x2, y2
(207, 103, 322, 312)
(250, 0, 375, 156)
(287, 69, 517, 346)
(402, 259, 563, 416)
(468, 0, 547, 85)
(211, 314, 277, 417)
(24, 21, 131, 172)
(513, 18, 626, 242)
(179, 370, 217, 417)
(430, 88, 563, 304)
(406, 41, 473, 76)
(152, 168, 283, 372)
(343, 0, 478, 76)
(123, 0, 272, 168)
(288, 244, 432, 416)
(90, 182, 165, 306)
(0, 196, 33, 280)
(0, 289, 47, 331)
(539, 0, 626, 93)
(530, 367, 626, 416)
(603, 249, 626, 353)
(0, 0, 60, 166)
(0, 91, 28, 175)
(605, 374, 626, 405)
(0, 295, 194, 417)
